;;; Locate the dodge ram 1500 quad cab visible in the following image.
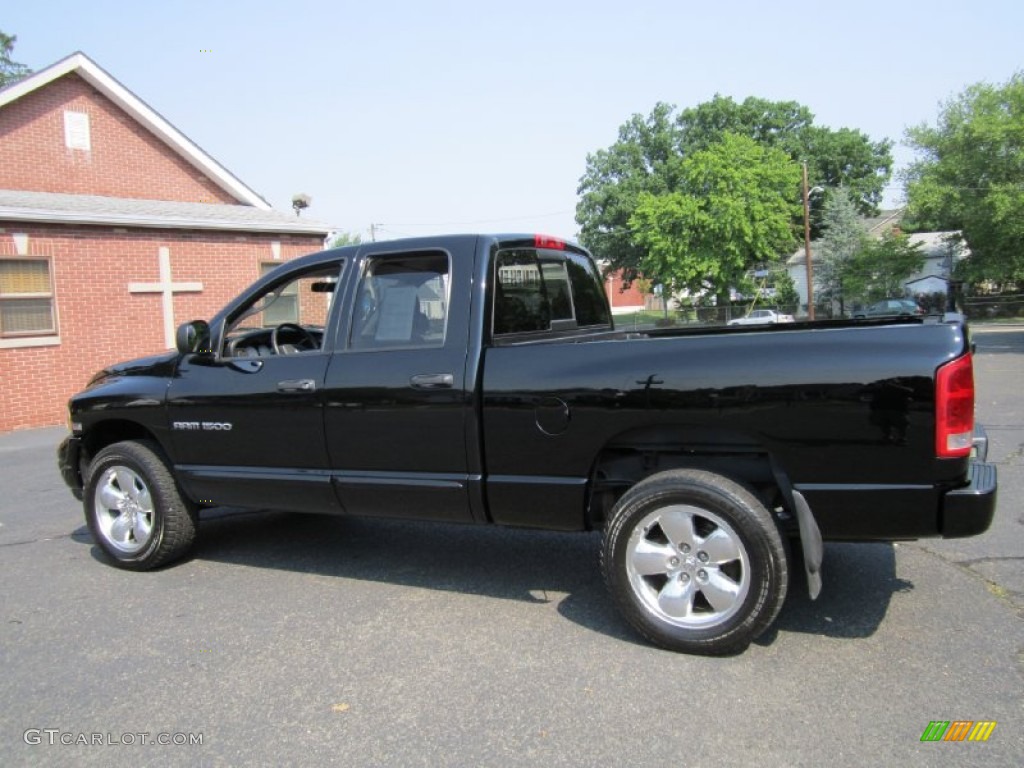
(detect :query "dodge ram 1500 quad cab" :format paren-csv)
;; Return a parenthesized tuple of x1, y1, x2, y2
(58, 234, 997, 654)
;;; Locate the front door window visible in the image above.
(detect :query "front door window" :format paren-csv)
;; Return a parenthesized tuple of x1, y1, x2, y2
(224, 264, 342, 357)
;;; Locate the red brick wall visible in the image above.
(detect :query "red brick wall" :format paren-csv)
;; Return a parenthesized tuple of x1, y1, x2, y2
(0, 224, 324, 431)
(605, 271, 647, 311)
(0, 73, 239, 204)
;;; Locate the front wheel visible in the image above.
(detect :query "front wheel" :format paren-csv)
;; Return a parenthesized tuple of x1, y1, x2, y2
(601, 469, 788, 655)
(84, 440, 198, 570)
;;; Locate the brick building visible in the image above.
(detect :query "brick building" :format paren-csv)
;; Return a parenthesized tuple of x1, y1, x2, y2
(603, 270, 648, 315)
(0, 52, 331, 431)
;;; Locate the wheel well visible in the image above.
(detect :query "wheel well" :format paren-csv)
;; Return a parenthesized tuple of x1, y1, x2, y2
(81, 420, 162, 468)
(586, 427, 793, 533)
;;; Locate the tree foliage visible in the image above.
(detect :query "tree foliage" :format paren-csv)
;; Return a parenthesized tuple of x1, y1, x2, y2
(815, 189, 867, 312)
(577, 96, 893, 288)
(771, 268, 801, 310)
(0, 31, 31, 88)
(627, 133, 801, 302)
(904, 72, 1024, 288)
(330, 230, 362, 248)
(844, 231, 926, 304)
(576, 103, 680, 285)
(677, 96, 892, 222)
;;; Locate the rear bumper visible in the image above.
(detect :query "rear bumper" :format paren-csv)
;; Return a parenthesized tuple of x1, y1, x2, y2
(941, 458, 997, 538)
(57, 435, 84, 501)
(800, 424, 998, 542)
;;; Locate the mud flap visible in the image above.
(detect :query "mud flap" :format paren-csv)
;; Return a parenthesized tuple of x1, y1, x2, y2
(791, 490, 823, 600)
(770, 460, 824, 600)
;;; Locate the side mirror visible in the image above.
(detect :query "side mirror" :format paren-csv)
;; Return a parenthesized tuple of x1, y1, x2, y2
(175, 320, 212, 355)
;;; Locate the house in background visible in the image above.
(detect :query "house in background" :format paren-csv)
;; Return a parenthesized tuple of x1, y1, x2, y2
(899, 231, 967, 297)
(786, 209, 967, 315)
(0, 52, 332, 431)
(602, 268, 648, 314)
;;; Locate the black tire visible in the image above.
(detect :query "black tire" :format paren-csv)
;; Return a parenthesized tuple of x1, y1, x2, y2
(601, 469, 788, 655)
(84, 440, 198, 570)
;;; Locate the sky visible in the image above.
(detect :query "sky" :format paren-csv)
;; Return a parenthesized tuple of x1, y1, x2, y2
(5, 0, 1023, 243)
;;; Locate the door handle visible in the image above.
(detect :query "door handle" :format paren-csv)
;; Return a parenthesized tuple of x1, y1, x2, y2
(277, 378, 316, 392)
(410, 373, 454, 389)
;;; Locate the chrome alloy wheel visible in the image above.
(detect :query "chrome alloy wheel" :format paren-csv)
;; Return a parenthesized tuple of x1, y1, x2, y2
(625, 504, 750, 629)
(92, 466, 156, 554)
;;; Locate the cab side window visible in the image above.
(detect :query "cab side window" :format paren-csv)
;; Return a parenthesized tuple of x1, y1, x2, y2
(493, 248, 611, 336)
(565, 252, 612, 328)
(350, 251, 449, 350)
(494, 250, 551, 334)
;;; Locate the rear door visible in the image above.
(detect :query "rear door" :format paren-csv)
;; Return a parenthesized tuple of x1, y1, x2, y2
(322, 240, 476, 522)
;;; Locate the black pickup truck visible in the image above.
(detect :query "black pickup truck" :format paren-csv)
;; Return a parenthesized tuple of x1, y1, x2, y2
(58, 234, 997, 654)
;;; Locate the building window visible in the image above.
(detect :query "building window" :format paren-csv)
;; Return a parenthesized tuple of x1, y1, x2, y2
(0, 259, 57, 337)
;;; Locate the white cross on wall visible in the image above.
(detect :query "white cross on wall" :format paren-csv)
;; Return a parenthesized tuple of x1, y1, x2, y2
(129, 247, 203, 349)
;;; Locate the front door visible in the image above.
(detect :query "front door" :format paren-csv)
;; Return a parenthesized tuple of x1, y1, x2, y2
(166, 259, 345, 514)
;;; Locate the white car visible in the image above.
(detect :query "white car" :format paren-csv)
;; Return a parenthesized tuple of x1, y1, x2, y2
(727, 309, 795, 326)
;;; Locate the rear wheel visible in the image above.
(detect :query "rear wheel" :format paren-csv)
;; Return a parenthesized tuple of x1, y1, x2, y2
(84, 440, 197, 570)
(601, 469, 788, 655)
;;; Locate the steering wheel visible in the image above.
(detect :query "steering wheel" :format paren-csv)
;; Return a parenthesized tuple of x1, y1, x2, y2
(271, 323, 318, 354)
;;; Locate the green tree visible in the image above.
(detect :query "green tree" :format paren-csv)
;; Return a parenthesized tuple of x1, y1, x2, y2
(677, 96, 892, 222)
(628, 133, 801, 304)
(577, 97, 892, 284)
(576, 103, 681, 285)
(904, 72, 1024, 288)
(815, 189, 867, 315)
(330, 230, 362, 248)
(0, 31, 31, 88)
(772, 268, 801, 312)
(845, 231, 926, 303)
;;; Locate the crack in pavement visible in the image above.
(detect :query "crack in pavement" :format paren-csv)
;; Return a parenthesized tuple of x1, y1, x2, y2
(0, 509, 265, 549)
(909, 543, 1024, 613)
(0, 531, 91, 548)
(957, 555, 1024, 566)
(995, 442, 1024, 466)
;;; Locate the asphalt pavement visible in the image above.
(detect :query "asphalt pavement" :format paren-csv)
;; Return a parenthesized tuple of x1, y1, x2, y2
(1, 328, 1021, 767)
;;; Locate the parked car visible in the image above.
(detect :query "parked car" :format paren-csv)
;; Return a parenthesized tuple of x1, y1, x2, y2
(728, 309, 795, 326)
(854, 299, 926, 319)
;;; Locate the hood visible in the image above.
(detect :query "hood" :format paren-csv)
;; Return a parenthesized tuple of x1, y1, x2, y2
(87, 351, 180, 387)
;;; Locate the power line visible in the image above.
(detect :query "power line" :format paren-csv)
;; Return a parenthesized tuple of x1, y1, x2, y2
(380, 210, 575, 228)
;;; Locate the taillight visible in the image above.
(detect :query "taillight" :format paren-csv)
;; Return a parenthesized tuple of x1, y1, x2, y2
(935, 354, 974, 458)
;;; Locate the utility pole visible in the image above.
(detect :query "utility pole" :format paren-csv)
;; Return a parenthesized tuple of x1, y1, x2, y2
(370, 223, 383, 242)
(802, 162, 815, 320)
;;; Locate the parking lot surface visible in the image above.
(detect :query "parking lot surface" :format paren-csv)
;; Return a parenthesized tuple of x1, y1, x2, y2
(1, 328, 1022, 767)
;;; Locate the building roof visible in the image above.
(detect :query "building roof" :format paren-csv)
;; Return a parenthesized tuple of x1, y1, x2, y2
(862, 209, 905, 236)
(0, 189, 332, 236)
(0, 51, 271, 209)
(787, 212, 966, 268)
(906, 274, 950, 286)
